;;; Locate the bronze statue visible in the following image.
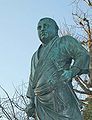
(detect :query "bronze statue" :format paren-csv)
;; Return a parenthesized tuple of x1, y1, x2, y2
(25, 17, 89, 120)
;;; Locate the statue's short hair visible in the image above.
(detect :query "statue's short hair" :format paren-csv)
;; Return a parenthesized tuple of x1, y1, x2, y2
(39, 17, 59, 31)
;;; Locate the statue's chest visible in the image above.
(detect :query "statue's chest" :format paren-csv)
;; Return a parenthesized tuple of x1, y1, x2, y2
(43, 43, 67, 61)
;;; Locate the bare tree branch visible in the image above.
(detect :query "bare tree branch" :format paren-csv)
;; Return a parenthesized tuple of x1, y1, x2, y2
(0, 85, 18, 120)
(75, 77, 92, 94)
(74, 89, 92, 95)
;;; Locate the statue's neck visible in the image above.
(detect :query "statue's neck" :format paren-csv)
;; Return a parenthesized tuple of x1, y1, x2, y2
(42, 35, 59, 46)
(38, 35, 59, 59)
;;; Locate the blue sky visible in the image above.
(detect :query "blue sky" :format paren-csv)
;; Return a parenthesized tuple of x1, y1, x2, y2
(0, 0, 76, 96)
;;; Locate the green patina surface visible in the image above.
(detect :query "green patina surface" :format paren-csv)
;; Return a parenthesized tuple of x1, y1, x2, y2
(26, 18, 89, 120)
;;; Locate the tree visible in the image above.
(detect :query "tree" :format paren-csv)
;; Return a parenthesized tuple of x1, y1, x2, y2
(59, 0, 92, 119)
(0, 83, 30, 120)
(0, 1, 91, 119)
(71, 0, 92, 119)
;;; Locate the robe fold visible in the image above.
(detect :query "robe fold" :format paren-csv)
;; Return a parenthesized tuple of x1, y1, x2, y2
(27, 35, 89, 120)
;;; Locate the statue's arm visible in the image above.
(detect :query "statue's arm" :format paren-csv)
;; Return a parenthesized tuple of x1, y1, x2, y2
(26, 76, 35, 101)
(25, 53, 37, 117)
(60, 35, 90, 82)
(26, 52, 36, 100)
(25, 77, 35, 117)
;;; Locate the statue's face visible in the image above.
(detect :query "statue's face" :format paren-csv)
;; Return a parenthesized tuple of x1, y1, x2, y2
(37, 18, 58, 44)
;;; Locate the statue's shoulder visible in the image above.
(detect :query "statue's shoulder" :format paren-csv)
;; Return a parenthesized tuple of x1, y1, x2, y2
(31, 44, 42, 61)
(59, 35, 79, 44)
(31, 50, 38, 62)
(58, 35, 71, 43)
(32, 51, 37, 58)
(60, 35, 75, 41)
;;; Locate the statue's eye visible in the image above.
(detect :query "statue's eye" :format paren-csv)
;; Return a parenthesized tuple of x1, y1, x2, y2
(37, 24, 49, 30)
(37, 26, 41, 30)
(43, 24, 48, 29)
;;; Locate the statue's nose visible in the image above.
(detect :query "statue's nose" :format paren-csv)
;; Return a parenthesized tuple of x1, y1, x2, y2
(41, 25, 45, 31)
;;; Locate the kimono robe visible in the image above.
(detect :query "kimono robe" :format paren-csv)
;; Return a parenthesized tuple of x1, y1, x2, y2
(26, 35, 89, 120)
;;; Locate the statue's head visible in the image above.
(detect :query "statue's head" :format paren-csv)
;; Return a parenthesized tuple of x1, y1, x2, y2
(37, 17, 59, 44)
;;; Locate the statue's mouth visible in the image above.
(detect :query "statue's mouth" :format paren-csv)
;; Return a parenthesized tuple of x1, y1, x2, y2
(40, 32, 48, 39)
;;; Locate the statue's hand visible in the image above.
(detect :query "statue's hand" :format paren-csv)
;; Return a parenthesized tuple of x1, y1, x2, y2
(60, 70, 72, 83)
(25, 102, 35, 117)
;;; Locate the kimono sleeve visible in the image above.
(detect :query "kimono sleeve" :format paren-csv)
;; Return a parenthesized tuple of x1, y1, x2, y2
(26, 51, 38, 99)
(62, 35, 90, 77)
